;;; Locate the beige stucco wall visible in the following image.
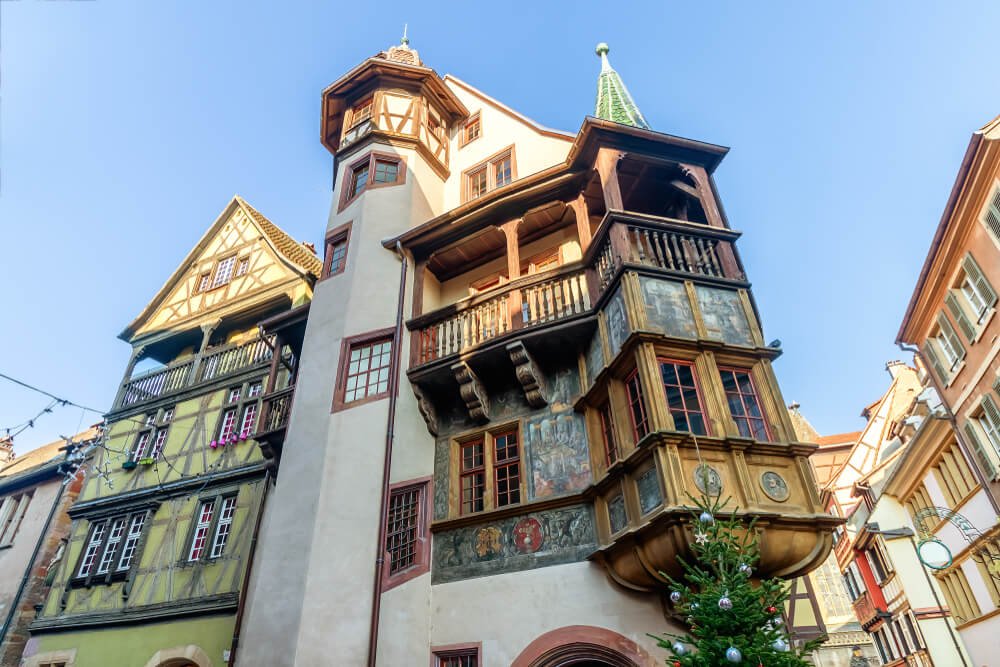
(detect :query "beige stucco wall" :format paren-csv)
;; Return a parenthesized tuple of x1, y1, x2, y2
(0, 479, 60, 623)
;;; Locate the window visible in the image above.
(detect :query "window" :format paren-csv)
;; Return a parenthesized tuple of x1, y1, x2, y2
(599, 400, 619, 467)
(75, 511, 149, 580)
(209, 496, 237, 558)
(384, 478, 431, 588)
(339, 153, 405, 210)
(926, 314, 966, 382)
(432, 645, 480, 667)
(659, 359, 708, 435)
(937, 567, 982, 623)
(981, 184, 1000, 243)
(197, 272, 211, 292)
(216, 382, 262, 444)
(129, 407, 173, 463)
(867, 538, 893, 584)
(719, 367, 771, 441)
(455, 427, 522, 516)
(460, 113, 481, 146)
(462, 146, 515, 202)
(931, 441, 977, 506)
(186, 493, 239, 562)
(350, 97, 373, 127)
(625, 371, 649, 441)
(966, 396, 1000, 479)
(235, 256, 250, 277)
(322, 222, 352, 279)
(211, 256, 237, 289)
(333, 329, 394, 411)
(904, 610, 925, 650)
(843, 562, 863, 601)
(373, 159, 399, 184)
(0, 492, 32, 546)
(520, 248, 561, 276)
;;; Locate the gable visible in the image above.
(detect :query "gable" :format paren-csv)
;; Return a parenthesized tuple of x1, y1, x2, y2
(128, 198, 317, 341)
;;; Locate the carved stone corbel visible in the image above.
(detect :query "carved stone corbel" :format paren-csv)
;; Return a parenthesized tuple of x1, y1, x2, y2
(412, 383, 439, 436)
(451, 361, 490, 423)
(506, 341, 548, 408)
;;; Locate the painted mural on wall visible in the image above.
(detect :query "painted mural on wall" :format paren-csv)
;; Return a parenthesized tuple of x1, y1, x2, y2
(434, 362, 591, 518)
(640, 277, 697, 339)
(585, 332, 605, 388)
(432, 504, 597, 583)
(695, 285, 753, 347)
(604, 287, 630, 357)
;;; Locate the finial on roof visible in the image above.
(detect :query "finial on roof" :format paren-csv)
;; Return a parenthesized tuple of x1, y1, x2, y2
(401, 23, 409, 46)
(593, 42, 650, 130)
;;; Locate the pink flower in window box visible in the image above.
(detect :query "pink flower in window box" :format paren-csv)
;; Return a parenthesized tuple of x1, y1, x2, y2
(210, 440, 218, 449)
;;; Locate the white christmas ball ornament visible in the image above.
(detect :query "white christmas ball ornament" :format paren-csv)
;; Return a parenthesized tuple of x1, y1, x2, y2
(718, 595, 733, 610)
(738, 563, 752, 576)
(725, 646, 742, 662)
(772, 638, 789, 652)
(670, 591, 682, 603)
(699, 511, 714, 524)
(672, 642, 687, 655)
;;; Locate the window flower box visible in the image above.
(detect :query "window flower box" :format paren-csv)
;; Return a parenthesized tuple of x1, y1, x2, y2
(122, 461, 137, 470)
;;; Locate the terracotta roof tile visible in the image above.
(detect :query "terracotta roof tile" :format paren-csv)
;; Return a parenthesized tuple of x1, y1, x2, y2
(236, 197, 323, 278)
(815, 431, 861, 447)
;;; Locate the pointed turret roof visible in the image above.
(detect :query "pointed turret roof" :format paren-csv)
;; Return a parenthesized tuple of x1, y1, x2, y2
(594, 43, 649, 130)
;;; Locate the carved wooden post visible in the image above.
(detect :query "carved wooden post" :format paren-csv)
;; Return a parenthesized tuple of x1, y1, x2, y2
(570, 194, 592, 252)
(595, 147, 624, 211)
(112, 344, 147, 409)
(499, 219, 522, 329)
(188, 318, 222, 385)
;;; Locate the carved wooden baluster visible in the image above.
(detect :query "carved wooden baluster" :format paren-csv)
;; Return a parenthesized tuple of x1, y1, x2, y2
(706, 239, 722, 276)
(632, 228, 646, 262)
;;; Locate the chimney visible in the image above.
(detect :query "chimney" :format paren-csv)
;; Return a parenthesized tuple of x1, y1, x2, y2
(885, 360, 908, 379)
(0, 437, 14, 464)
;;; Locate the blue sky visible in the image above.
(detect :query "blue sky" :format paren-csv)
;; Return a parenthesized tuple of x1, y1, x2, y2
(2, 1, 999, 452)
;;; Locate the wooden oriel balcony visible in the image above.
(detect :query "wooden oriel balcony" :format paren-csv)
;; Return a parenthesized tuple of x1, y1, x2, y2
(408, 211, 745, 369)
(117, 335, 275, 410)
(852, 590, 889, 629)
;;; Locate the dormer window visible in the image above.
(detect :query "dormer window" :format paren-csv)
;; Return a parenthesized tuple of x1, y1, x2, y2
(462, 146, 515, 202)
(211, 256, 237, 289)
(460, 113, 481, 147)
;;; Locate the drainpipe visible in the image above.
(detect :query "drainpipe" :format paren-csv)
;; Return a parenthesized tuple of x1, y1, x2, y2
(898, 343, 1000, 514)
(366, 242, 408, 667)
(227, 468, 272, 667)
(0, 453, 70, 650)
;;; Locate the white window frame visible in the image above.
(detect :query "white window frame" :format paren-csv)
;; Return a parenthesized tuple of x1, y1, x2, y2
(209, 496, 238, 558)
(187, 501, 215, 561)
(116, 513, 147, 571)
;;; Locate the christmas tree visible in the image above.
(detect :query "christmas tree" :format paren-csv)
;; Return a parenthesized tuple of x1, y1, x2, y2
(653, 493, 824, 666)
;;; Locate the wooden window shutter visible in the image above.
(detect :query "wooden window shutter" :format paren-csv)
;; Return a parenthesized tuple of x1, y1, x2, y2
(965, 419, 997, 480)
(994, 374, 1000, 395)
(937, 313, 965, 365)
(922, 340, 948, 383)
(963, 253, 998, 310)
(945, 291, 976, 341)
(985, 186, 1000, 243)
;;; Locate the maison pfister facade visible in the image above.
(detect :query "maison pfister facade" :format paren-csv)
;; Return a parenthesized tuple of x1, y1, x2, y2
(237, 40, 838, 666)
(897, 115, 1000, 667)
(22, 198, 320, 667)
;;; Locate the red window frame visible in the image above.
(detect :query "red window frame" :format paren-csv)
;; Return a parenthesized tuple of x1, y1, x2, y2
(718, 366, 771, 441)
(658, 358, 709, 436)
(599, 400, 619, 466)
(322, 221, 353, 279)
(625, 370, 649, 441)
(460, 440, 486, 515)
(493, 430, 521, 508)
(432, 643, 481, 667)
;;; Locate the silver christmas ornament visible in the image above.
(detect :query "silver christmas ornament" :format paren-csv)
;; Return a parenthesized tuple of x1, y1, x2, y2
(725, 646, 742, 662)
(670, 591, 682, 603)
(690, 602, 699, 610)
(738, 563, 752, 576)
(718, 595, 733, 610)
(699, 511, 714, 524)
(772, 638, 789, 652)
(672, 642, 687, 655)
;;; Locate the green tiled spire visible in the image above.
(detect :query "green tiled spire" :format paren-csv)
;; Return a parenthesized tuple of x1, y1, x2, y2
(594, 43, 650, 130)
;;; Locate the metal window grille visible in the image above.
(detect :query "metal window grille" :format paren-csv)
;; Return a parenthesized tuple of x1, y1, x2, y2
(387, 486, 421, 574)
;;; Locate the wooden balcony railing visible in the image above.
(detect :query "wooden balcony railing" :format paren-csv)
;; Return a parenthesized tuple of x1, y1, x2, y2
(117, 335, 275, 409)
(256, 386, 295, 437)
(410, 211, 745, 368)
(852, 590, 886, 628)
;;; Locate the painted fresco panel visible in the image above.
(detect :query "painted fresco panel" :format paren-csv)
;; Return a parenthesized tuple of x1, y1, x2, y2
(585, 332, 605, 388)
(637, 466, 663, 514)
(640, 276, 697, 339)
(526, 412, 590, 500)
(604, 287, 630, 357)
(695, 285, 753, 347)
(432, 504, 596, 583)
